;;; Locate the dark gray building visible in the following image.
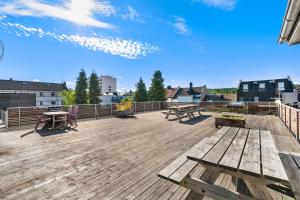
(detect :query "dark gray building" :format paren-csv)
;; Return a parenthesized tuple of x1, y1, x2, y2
(237, 78, 294, 102)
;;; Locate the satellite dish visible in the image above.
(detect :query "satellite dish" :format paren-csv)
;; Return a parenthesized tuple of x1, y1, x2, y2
(0, 40, 4, 61)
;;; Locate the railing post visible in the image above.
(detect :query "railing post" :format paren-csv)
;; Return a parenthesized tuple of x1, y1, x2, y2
(144, 102, 146, 112)
(5, 110, 8, 128)
(18, 107, 21, 126)
(159, 101, 161, 110)
(289, 109, 292, 132)
(246, 102, 249, 114)
(297, 111, 299, 141)
(110, 104, 113, 116)
(94, 104, 97, 118)
(152, 101, 154, 111)
(284, 106, 287, 125)
(134, 102, 136, 113)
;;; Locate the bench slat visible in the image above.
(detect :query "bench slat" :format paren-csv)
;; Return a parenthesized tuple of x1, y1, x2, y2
(158, 127, 230, 183)
(279, 152, 300, 200)
(260, 130, 289, 183)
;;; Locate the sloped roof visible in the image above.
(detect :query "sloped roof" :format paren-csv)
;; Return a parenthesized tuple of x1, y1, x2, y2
(166, 88, 178, 98)
(179, 86, 206, 96)
(0, 79, 66, 91)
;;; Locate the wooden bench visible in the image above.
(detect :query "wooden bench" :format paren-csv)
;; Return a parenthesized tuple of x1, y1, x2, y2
(279, 152, 300, 200)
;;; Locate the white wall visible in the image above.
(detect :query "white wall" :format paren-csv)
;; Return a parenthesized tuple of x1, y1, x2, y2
(100, 76, 117, 94)
(178, 95, 194, 103)
(0, 90, 63, 106)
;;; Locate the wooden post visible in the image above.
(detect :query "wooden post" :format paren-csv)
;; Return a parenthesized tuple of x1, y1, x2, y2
(110, 104, 113, 116)
(159, 101, 161, 110)
(246, 102, 249, 114)
(284, 106, 287, 125)
(134, 102, 136, 113)
(297, 111, 299, 142)
(144, 102, 146, 112)
(18, 107, 21, 126)
(289, 108, 291, 131)
(152, 101, 154, 111)
(5, 110, 8, 128)
(94, 104, 97, 118)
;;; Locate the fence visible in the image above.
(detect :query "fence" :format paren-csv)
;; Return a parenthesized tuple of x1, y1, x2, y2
(3, 101, 279, 128)
(5, 101, 167, 128)
(277, 102, 300, 142)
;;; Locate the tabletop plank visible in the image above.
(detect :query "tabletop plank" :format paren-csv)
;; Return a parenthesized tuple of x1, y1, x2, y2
(43, 111, 68, 115)
(260, 130, 289, 183)
(219, 128, 249, 170)
(202, 127, 240, 165)
(239, 129, 261, 177)
(187, 127, 231, 162)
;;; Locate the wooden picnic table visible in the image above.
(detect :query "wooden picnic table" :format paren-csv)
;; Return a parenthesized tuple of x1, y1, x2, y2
(159, 127, 295, 200)
(43, 111, 68, 129)
(165, 104, 203, 121)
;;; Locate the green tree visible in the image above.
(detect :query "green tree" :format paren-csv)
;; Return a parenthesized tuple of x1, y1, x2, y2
(148, 70, 166, 101)
(75, 69, 88, 104)
(134, 78, 148, 102)
(61, 90, 75, 105)
(89, 71, 101, 104)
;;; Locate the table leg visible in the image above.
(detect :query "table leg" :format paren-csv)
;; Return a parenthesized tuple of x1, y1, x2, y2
(184, 168, 221, 199)
(165, 110, 170, 119)
(244, 180, 273, 200)
(52, 115, 55, 129)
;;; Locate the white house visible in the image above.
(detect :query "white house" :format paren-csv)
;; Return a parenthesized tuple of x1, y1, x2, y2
(166, 83, 208, 103)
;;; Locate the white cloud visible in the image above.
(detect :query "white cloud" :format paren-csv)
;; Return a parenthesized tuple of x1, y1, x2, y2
(172, 16, 191, 36)
(0, 20, 159, 59)
(0, 0, 116, 29)
(195, 0, 236, 10)
(32, 79, 40, 82)
(121, 6, 145, 23)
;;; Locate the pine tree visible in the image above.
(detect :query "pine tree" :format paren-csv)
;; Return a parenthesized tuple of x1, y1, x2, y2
(134, 78, 147, 102)
(75, 69, 88, 104)
(148, 70, 166, 101)
(89, 71, 101, 104)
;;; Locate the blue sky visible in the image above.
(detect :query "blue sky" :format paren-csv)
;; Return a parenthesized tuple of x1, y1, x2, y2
(0, 0, 299, 92)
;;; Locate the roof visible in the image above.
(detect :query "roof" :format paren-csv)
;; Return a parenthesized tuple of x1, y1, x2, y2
(179, 86, 206, 96)
(279, 0, 300, 45)
(0, 79, 66, 91)
(166, 88, 178, 98)
(239, 78, 291, 83)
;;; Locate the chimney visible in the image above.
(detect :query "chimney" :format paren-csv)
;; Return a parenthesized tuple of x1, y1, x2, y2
(189, 82, 193, 94)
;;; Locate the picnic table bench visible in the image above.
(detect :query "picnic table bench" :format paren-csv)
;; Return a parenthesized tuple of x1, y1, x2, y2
(165, 104, 204, 121)
(158, 127, 297, 200)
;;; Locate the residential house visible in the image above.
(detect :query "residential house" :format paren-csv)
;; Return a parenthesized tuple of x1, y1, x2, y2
(237, 77, 294, 102)
(166, 83, 207, 103)
(0, 79, 66, 109)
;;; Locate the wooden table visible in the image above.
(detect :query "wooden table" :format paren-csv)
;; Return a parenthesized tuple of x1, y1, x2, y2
(43, 111, 68, 129)
(159, 127, 293, 200)
(165, 104, 202, 121)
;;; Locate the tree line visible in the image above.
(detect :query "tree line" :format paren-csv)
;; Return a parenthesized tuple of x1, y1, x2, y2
(62, 69, 166, 105)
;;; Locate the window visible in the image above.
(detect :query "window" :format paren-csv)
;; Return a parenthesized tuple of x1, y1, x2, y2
(259, 83, 265, 91)
(278, 82, 285, 91)
(51, 101, 56, 105)
(40, 92, 45, 97)
(243, 84, 248, 92)
(51, 92, 56, 96)
(254, 96, 259, 102)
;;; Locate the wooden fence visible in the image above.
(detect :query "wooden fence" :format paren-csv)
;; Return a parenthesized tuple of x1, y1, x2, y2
(3, 101, 279, 128)
(5, 101, 167, 128)
(277, 102, 300, 141)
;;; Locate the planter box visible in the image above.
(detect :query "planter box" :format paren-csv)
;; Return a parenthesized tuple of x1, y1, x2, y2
(215, 117, 245, 128)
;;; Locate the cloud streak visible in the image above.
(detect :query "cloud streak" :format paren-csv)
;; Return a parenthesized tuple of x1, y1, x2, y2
(172, 16, 191, 36)
(194, 0, 236, 10)
(121, 6, 145, 23)
(0, 19, 159, 59)
(0, 0, 116, 29)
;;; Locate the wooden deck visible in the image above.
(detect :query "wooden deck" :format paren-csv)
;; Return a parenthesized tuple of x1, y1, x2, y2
(0, 111, 299, 200)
